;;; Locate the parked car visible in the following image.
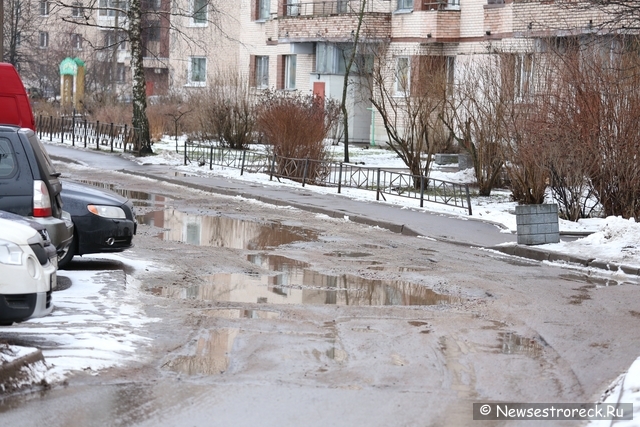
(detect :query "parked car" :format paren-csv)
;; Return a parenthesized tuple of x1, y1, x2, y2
(58, 181, 137, 268)
(0, 210, 57, 269)
(0, 125, 74, 259)
(0, 217, 55, 325)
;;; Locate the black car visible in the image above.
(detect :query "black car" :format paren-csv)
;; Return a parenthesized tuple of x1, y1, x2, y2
(58, 181, 137, 268)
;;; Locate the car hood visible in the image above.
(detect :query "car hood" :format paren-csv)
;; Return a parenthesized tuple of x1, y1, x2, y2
(61, 181, 128, 207)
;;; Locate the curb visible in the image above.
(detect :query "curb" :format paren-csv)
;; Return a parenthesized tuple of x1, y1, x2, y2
(0, 348, 45, 392)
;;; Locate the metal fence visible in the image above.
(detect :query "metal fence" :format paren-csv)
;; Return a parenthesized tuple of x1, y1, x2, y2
(36, 115, 143, 154)
(282, 0, 375, 17)
(185, 142, 472, 215)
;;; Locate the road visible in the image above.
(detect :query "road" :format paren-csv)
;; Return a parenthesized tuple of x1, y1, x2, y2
(0, 145, 637, 427)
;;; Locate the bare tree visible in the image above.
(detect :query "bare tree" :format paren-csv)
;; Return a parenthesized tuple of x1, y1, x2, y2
(50, 0, 231, 153)
(367, 46, 451, 183)
(339, 0, 366, 163)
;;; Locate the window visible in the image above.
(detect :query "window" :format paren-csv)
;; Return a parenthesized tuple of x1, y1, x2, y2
(104, 31, 126, 50)
(192, 0, 207, 24)
(39, 32, 49, 48)
(285, 55, 296, 90)
(99, 0, 127, 17)
(0, 139, 17, 178)
(515, 53, 534, 99)
(71, 33, 83, 49)
(117, 63, 125, 81)
(255, 56, 269, 88)
(16, 32, 21, 46)
(258, 0, 270, 20)
(40, 0, 49, 16)
(316, 43, 346, 74)
(144, 0, 162, 10)
(72, 2, 83, 16)
(397, 0, 413, 10)
(395, 56, 410, 94)
(147, 21, 160, 41)
(188, 57, 206, 86)
(286, 0, 299, 16)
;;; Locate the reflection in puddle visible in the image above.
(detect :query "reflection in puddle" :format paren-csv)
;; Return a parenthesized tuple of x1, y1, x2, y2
(166, 328, 238, 375)
(153, 254, 460, 307)
(500, 332, 543, 358)
(201, 308, 280, 319)
(559, 274, 638, 287)
(137, 210, 318, 249)
(368, 266, 429, 272)
(78, 180, 171, 208)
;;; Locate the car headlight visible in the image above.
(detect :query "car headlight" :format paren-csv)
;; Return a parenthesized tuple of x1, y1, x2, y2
(87, 205, 126, 219)
(0, 239, 24, 265)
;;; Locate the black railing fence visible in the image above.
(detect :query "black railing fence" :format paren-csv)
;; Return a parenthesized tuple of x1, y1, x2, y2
(36, 115, 143, 154)
(185, 141, 472, 215)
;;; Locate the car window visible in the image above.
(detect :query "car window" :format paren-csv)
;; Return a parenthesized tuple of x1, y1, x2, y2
(0, 138, 17, 178)
(27, 133, 58, 177)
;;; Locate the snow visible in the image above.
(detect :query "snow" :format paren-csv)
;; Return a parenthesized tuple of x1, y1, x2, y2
(12, 135, 636, 420)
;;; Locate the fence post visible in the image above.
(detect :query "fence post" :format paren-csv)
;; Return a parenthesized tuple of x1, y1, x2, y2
(49, 116, 53, 141)
(209, 146, 213, 169)
(83, 119, 87, 148)
(376, 168, 381, 201)
(241, 150, 246, 175)
(302, 158, 309, 187)
(184, 141, 188, 165)
(269, 154, 277, 181)
(420, 175, 425, 208)
(71, 115, 76, 147)
(110, 123, 114, 152)
(338, 163, 343, 194)
(96, 121, 100, 150)
(60, 117, 65, 145)
(124, 125, 128, 152)
(465, 185, 472, 215)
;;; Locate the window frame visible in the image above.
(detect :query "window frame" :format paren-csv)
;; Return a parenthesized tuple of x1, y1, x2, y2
(395, 56, 410, 95)
(39, 0, 50, 16)
(188, 56, 207, 86)
(255, 56, 269, 89)
(285, 55, 296, 90)
(71, 33, 83, 50)
(397, 0, 413, 11)
(191, 0, 207, 25)
(258, 0, 270, 20)
(39, 32, 49, 48)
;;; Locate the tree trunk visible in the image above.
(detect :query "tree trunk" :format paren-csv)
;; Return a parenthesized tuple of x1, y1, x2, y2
(340, 0, 367, 163)
(129, 0, 152, 154)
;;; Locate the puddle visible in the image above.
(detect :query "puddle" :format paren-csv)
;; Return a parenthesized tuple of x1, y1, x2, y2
(368, 266, 430, 272)
(152, 254, 460, 307)
(137, 209, 318, 249)
(165, 328, 238, 375)
(500, 332, 543, 357)
(560, 273, 638, 287)
(77, 180, 172, 208)
(201, 308, 280, 319)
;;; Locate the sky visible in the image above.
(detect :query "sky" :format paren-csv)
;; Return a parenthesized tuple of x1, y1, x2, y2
(2, 137, 638, 424)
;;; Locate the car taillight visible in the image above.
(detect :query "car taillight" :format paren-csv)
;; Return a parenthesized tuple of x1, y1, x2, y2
(33, 180, 52, 217)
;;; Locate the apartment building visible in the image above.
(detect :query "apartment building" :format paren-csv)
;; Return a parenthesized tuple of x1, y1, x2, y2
(17, 0, 606, 140)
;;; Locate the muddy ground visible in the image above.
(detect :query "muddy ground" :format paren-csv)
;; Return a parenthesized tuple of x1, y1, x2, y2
(2, 163, 639, 427)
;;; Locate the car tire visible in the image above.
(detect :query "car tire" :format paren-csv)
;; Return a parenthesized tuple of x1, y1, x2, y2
(58, 232, 77, 269)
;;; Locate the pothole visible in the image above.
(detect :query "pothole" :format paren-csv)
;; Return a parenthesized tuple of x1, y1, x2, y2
(164, 328, 238, 375)
(500, 332, 544, 358)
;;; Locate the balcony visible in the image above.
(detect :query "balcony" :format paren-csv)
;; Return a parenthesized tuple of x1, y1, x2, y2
(278, 0, 391, 43)
(392, 0, 461, 42)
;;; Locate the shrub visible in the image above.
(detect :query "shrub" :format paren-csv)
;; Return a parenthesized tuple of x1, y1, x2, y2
(256, 91, 340, 181)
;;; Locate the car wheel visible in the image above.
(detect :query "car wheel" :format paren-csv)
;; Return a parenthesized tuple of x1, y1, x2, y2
(58, 233, 77, 269)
